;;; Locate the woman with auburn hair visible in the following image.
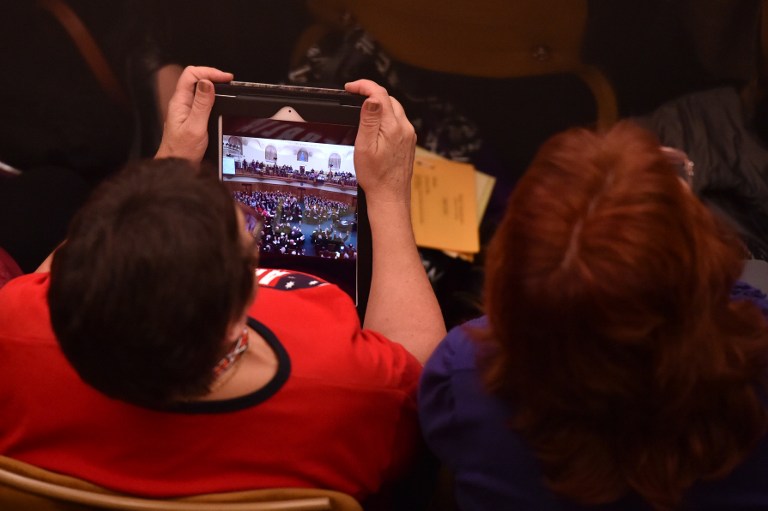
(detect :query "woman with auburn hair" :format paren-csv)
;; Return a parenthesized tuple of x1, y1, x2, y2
(419, 122, 768, 510)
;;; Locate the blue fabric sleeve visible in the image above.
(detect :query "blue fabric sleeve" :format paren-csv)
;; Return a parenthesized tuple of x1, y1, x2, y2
(418, 317, 488, 467)
(732, 281, 768, 318)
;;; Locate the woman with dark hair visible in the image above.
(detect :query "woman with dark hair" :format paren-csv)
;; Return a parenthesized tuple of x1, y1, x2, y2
(419, 122, 768, 510)
(0, 66, 446, 503)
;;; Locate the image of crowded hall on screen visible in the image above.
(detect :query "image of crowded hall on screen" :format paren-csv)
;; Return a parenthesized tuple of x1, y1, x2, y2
(222, 135, 358, 260)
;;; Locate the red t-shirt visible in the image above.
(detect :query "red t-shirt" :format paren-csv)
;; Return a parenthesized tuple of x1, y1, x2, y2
(0, 270, 422, 499)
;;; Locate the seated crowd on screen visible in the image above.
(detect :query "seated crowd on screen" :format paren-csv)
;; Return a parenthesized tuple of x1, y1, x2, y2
(233, 158, 357, 188)
(232, 190, 357, 260)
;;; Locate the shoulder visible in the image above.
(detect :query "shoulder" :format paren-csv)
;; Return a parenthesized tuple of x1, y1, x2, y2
(251, 269, 421, 392)
(418, 316, 491, 441)
(0, 273, 58, 358)
(423, 316, 488, 376)
(251, 269, 355, 322)
(0, 273, 52, 339)
(250, 269, 357, 336)
(0, 271, 49, 298)
(253, 268, 331, 292)
(418, 317, 558, 507)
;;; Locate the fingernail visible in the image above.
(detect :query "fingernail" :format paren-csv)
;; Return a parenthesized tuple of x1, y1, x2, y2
(366, 101, 380, 113)
(198, 81, 212, 93)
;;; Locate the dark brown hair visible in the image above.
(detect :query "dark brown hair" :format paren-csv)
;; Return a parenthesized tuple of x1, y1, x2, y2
(49, 158, 257, 407)
(482, 122, 768, 510)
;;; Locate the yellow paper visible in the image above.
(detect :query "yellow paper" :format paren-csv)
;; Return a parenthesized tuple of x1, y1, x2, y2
(474, 169, 496, 222)
(411, 149, 480, 253)
(441, 169, 497, 261)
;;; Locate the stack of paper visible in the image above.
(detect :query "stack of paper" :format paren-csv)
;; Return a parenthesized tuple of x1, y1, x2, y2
(410, 147, 496, 260)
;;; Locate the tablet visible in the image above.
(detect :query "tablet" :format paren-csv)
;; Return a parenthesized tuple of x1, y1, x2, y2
(208, 81, 370, 319)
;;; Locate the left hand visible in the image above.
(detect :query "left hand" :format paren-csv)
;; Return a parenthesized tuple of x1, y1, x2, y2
(155, 66, 234, 163)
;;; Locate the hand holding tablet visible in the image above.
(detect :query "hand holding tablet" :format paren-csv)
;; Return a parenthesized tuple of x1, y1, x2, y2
(344, 79, 417, 207)
(156, 66, 234, 162)
(156, 68, 445, 358)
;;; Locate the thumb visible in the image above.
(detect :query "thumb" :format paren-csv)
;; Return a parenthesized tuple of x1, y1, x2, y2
(187, 79, 215, 126)
(357, 99, 382, 146)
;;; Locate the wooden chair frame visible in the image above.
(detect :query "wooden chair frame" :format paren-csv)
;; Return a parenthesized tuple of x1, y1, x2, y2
(0, 456, 362, 511)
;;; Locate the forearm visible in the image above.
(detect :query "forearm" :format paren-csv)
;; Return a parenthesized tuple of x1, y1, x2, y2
(34, 252, 54, 273)
(344, 78, 446, 362)
(364, 199, 446, 364)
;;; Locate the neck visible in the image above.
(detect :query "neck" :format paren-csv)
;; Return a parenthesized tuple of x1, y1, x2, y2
(200, 326, 279, 401)
(212, 328, 249, 380)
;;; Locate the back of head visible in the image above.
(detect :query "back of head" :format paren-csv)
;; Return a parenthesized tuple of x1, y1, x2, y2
(49, 159, 256, 407)
(482, 122, 768, 509)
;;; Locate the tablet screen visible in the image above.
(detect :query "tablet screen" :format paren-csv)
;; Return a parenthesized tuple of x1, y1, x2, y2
(219, 115, 361, 303)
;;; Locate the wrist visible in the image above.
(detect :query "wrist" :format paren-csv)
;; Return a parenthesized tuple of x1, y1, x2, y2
(364, 187, 411, 209)
(154, 141, 205, 165)
(155, 146, 170, 159)
(366, 197, 411, 221)
(155, 135, 174, 159)
(367, 199, 415, 241)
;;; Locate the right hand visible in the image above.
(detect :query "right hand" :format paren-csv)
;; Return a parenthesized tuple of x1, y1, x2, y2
(346, 83, 446, 360)
(344, 80, 417, 205)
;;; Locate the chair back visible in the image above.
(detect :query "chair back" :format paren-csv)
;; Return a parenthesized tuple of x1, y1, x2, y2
(0, 456, 362, 511)
(299, 0, 618, 130)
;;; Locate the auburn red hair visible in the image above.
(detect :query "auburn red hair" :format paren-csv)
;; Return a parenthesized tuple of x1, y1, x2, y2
(481, 122, 768, 510)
